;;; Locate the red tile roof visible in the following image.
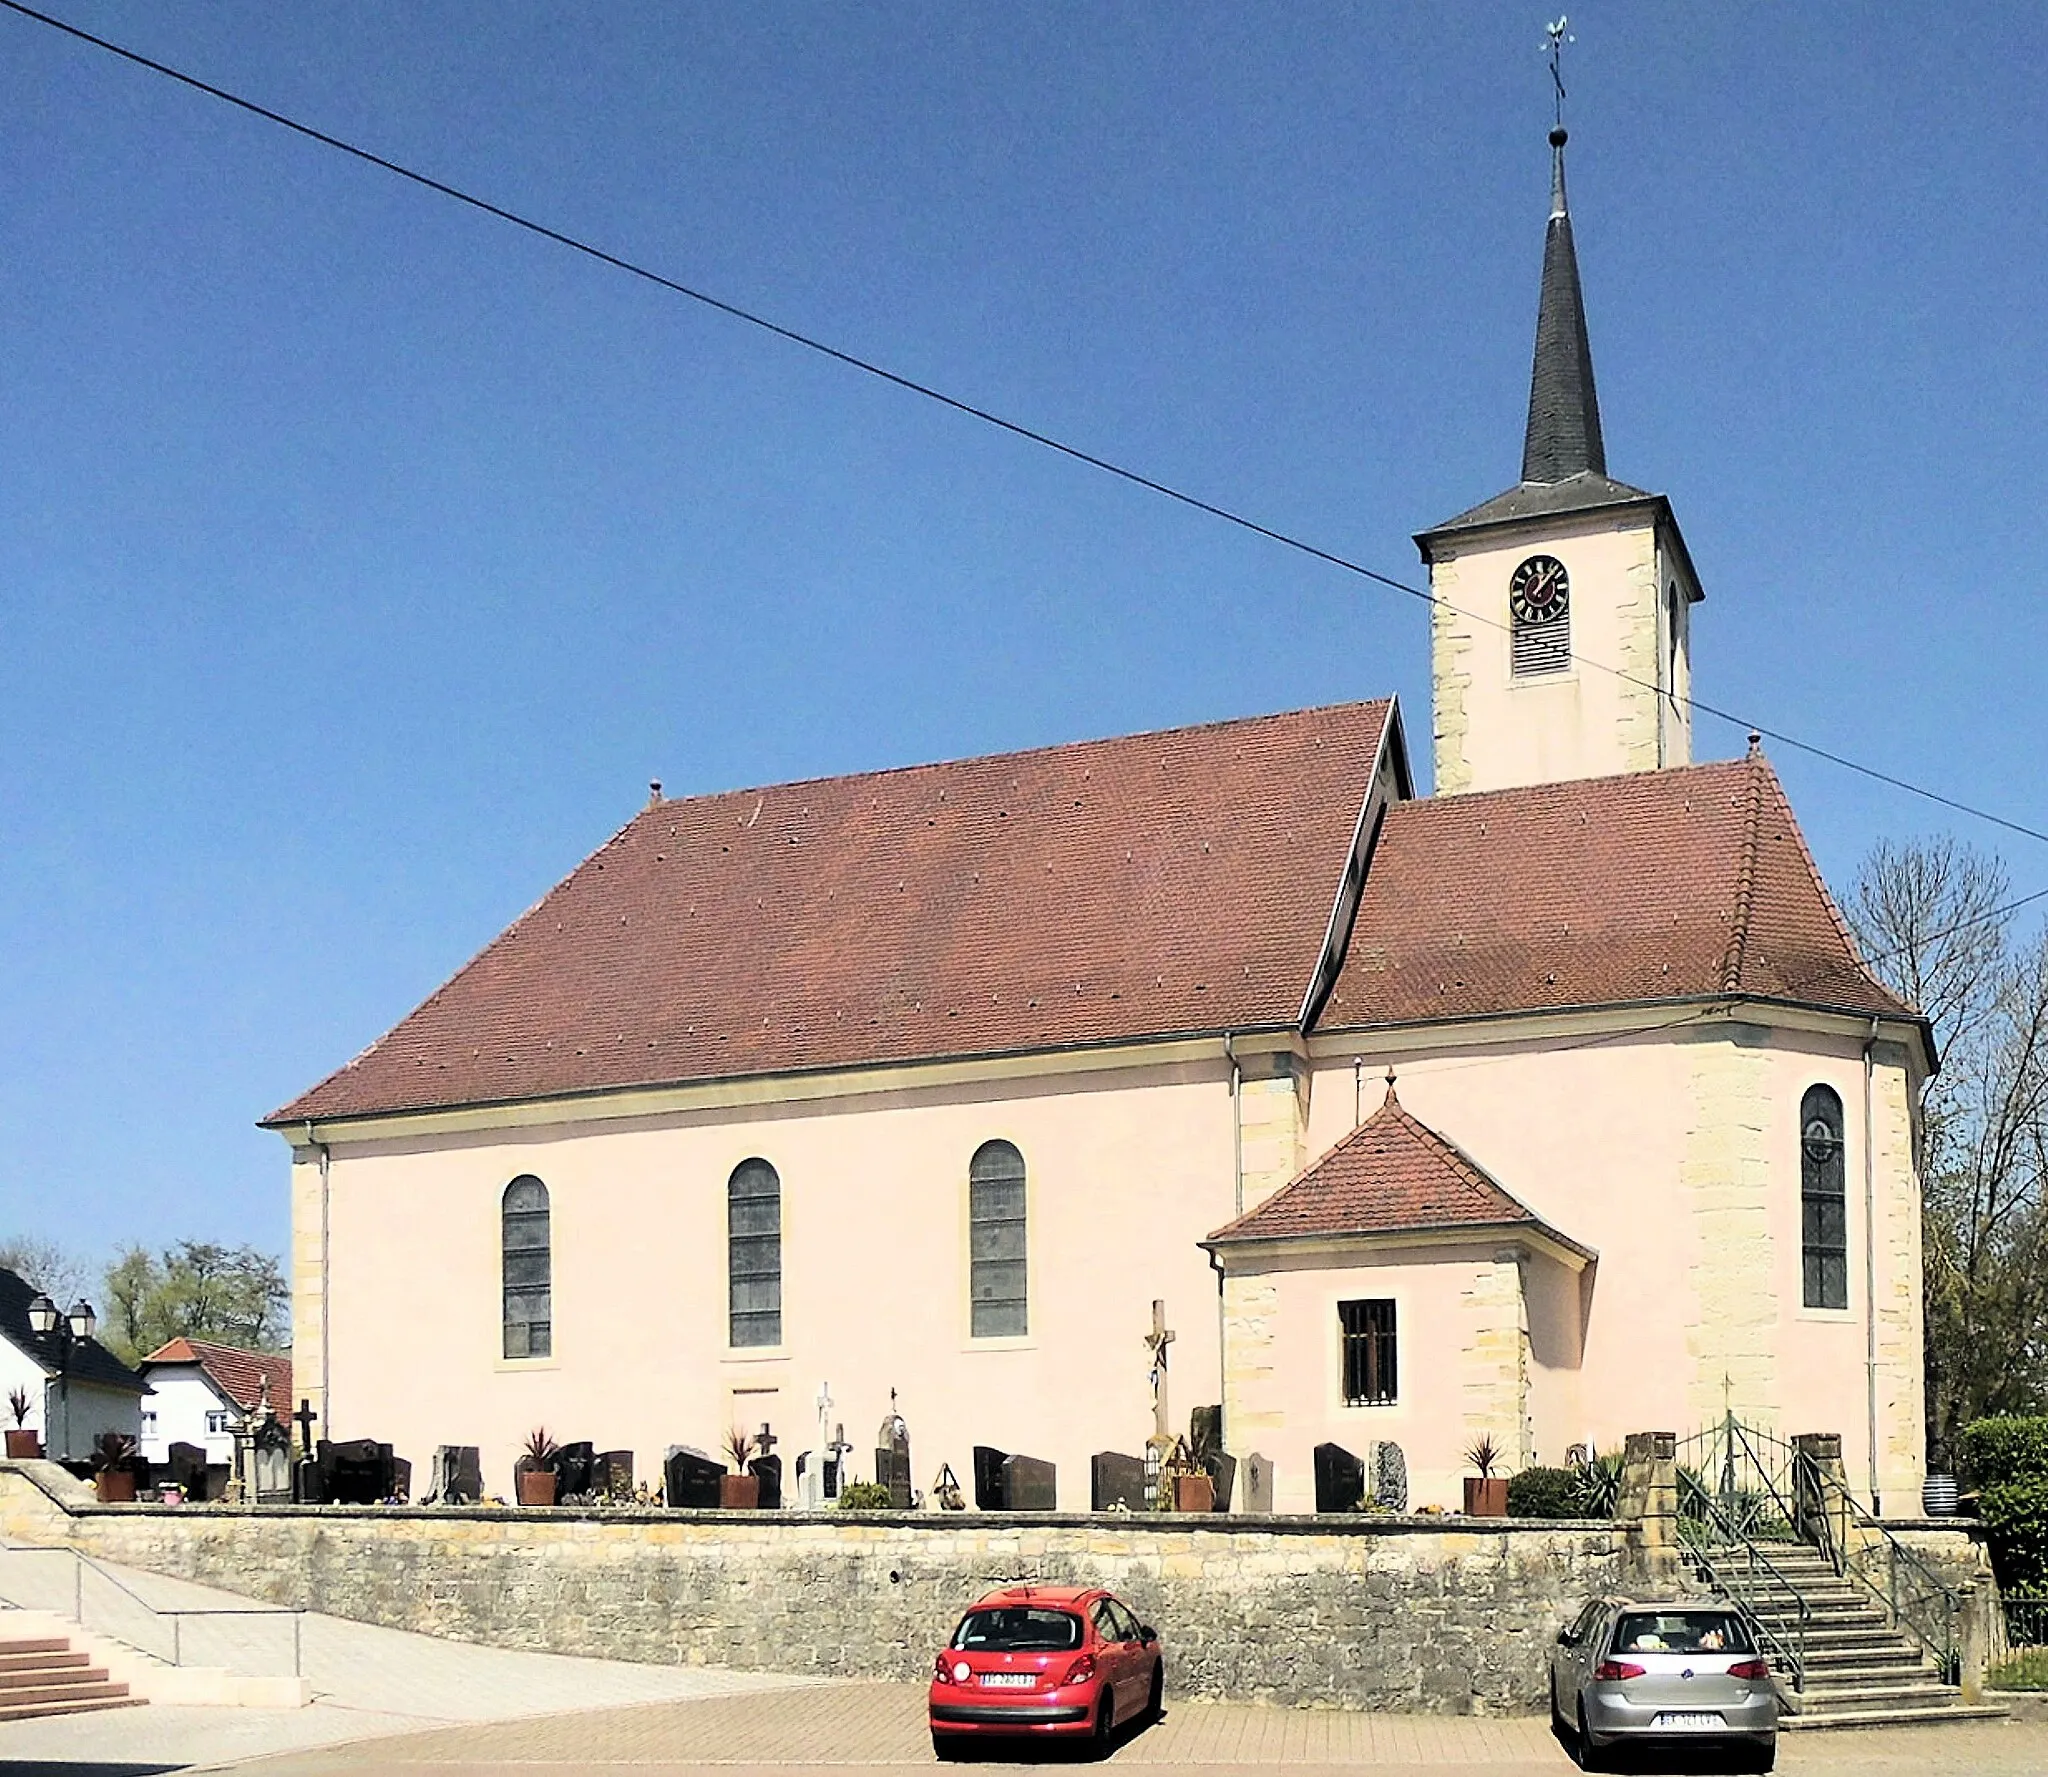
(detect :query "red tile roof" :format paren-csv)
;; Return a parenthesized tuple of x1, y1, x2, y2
(1316, 753, 1914, 1032)
(1206, 1082, 1586, 1250)
(141, 1338, 293, 1414)
(268, 703, 1392, 1125)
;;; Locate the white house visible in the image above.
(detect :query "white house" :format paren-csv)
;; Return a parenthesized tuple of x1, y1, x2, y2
(0, 1268, 147, 1462)
(136, 1339, 293, 1469)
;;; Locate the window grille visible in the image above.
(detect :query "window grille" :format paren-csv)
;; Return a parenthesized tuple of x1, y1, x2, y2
(969, 1140, 1028, 1337)
(1512, 609, 1571, 676)
(1339, 1298, 1398, 1405)
(728, 1158, 782, 1348)
(1801, 1085, 1848, 1309)
(502, 1175, 552, 1358)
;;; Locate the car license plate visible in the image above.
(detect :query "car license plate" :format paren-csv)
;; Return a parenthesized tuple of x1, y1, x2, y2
(979, 1673, 1035, 1688)
(1651, 1711, 1724, 1729)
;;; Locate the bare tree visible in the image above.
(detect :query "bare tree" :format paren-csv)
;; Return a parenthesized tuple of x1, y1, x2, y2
(0, 1238, 96, 1311)
(1848, 839, 2048, 1463)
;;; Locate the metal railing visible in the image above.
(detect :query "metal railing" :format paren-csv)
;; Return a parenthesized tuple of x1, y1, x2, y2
(1997, 1593, 2048, 1661)
(1675, 1462, 1813, 1692)
(1676, 1415, 1802, 1544)
(1796, 1461, 1964, 1685)
(0, 1544, 303, 1676)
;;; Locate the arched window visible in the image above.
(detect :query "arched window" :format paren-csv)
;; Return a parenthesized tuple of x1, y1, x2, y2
(1509, 553, 1571, 677)
(502, 1176, 552, 1359)
(1801, 1086, 1848, 1310)
(969, 1140, 1028, 1337)
(728, 1159, 782, 1348)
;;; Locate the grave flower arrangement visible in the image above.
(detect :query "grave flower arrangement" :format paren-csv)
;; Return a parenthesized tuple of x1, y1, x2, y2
(93, 1430, 140, 1503)
(515, 1426, 559, 1507)
(1461, 1434, 1510, 1518)
(721, 1425, 760, 1510)
(5, 1386, 38, 1459)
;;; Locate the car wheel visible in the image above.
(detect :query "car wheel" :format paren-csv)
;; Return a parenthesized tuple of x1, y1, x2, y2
(1089, 1692, 1116, 1759)
(930, 1729, 962, 1761)
(1746, 1741, 1776, 1774)
(1145, 1660, 1164, 1723)
(1548, 1675, 1568, 1739)
(1575, 1709, 1606, 1773)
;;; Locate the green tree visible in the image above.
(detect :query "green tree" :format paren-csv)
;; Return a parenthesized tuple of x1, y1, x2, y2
(96, 1241, 290, 1365)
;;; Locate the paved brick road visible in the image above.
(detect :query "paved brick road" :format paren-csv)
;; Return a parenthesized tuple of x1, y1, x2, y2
(217, 1680, 2048, 1777)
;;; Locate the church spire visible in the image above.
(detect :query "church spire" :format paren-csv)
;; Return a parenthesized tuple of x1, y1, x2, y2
(1521, 122, 1606, 485)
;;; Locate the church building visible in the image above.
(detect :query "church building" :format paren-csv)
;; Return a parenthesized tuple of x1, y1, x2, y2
(268, 128, 1931, 1515)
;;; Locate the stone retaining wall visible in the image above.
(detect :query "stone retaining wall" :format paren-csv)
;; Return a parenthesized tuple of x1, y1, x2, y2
(2, 1463, 1630, 1713)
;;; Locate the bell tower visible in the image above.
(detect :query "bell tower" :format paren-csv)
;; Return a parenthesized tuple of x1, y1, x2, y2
(1416, 122, 1702, 797)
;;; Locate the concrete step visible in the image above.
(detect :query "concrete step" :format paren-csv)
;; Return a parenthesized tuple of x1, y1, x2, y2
(0, 1692, 147, 1722)
(0, 1648, 89, 1674)
(0, 1679, 132, 1709)
(1781, 1703, 2009, 1731)
(0, 1662, 109, 1691)
(0, 1637, 71, 1657)
(1792, 1682, 1968, 1713)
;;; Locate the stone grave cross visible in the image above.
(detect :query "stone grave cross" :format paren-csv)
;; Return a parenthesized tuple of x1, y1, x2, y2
(754, 1423, 777, 1461)
(293, 1397, 319, 1458)
(1144, 1299, 1175, 1446)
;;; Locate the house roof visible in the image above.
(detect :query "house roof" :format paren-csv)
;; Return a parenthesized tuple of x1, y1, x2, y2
(1205, 1082, 1587, 1255)
(0, 1269, 148, 1396)
(1316, 752, 1917, 1035)
(139, 1339, 292, 1414)
(268, 702, 1393, 1125)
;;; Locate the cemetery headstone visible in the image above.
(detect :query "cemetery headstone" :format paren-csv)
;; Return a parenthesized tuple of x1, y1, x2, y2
(167, 1441, 208, 1499)
(875, 1393, 913, 1509)
(431, 1445, 483, 1504)
(972, 1445, 1009, 1511)
(550, 1441, 598, 1500)
(292, 1456, 324, 1504)
(1313, 1441, 1364, 1514)
(1203, 1449, 1238, 1513)
(1002, 1452, 1057, 1511)
(1372, 1440, 1409, 1513)
(319, 1438, 397, 1505)
(1189, 1404, 1223, 1459)
(748, 1453, 782, 1510)
(598, 1450, 634, 1499)
(1243, 1452, 1274, 1515)
(252, 1417, 294, 1502)
(1091, 1450, 1148, 1512)
(203, 1462, 231, 1502)
(389, 1456, 412, 1502)
(664, 1445, 725, 1509)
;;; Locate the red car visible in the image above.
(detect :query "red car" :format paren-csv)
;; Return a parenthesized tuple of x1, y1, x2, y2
(929, 1584, 1164, 1757)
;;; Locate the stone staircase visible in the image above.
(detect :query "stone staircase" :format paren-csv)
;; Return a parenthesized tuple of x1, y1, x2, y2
(0, 1629, 146, 1721)
(1726, 1543, 2003, 1730)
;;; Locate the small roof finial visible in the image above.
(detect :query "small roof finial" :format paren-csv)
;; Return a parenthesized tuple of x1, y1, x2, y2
(1746, 731, 1763, 759)
(647, 779, 663, 810)
(1545, 16, 1575, 217)
(1383, 1065, 1399, 1105)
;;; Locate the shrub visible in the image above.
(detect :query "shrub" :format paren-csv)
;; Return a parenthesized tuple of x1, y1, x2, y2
(1506, 1466, 1580, 1519)
(1960, 1419, 2048, 1592)
(836, 1481, 893, 1510)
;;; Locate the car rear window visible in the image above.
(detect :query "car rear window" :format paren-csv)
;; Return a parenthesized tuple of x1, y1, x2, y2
(1612, 1611, 1754, 1656)
(952, 1607, 1085, 1652)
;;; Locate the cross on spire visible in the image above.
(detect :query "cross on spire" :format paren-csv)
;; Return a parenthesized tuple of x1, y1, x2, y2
(1523, 18, 1605, 485)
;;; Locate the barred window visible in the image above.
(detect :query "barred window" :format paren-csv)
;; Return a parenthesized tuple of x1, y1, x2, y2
(1801, 1086, 1848, 1309)
(969, 1140, 1028, 1338)
(502, 1175, 552, 1359)
(1339, 1298, 1398, 1406)
(728, 1159, 782, 1348)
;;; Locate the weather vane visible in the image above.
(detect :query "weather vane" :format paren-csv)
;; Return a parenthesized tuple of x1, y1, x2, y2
(1545, 16, 1574, 130)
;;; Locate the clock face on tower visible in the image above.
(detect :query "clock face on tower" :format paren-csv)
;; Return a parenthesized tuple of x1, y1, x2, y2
(1509, 554, 1570, 624)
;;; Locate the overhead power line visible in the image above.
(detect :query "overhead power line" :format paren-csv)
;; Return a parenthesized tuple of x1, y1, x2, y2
(7, 1, 2044, 850)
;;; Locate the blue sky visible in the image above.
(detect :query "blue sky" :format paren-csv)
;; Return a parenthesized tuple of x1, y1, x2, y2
(3, 3, 2044, 1274)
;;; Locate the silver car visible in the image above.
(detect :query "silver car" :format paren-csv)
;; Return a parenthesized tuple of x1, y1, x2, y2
(1550, 1598, 1778, 1772)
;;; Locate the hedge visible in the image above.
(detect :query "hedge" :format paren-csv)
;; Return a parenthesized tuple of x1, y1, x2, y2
(1506, 1466, 1582, 1519)
(1960, 1417, 2048, 1592)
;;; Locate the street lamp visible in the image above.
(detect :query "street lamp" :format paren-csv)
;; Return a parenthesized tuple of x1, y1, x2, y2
(26, 1294, 97, 1460)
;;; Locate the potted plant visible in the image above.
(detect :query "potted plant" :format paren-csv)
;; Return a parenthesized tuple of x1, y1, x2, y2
(1461, 1435, 1510, 1517)
(721, 1426, 760, 1509)
(1173, 1469, 1216, 1512)
(515, 1427, 559, 1506)
(5, 1387, 39, 1460)
(93, 1431, 139, 1503)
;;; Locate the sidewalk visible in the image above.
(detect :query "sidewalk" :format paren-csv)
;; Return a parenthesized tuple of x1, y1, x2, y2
(0, 1551, 813, 1771)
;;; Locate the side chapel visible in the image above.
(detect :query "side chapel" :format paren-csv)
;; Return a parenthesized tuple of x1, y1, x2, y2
(270, 127, 1931, 1514)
